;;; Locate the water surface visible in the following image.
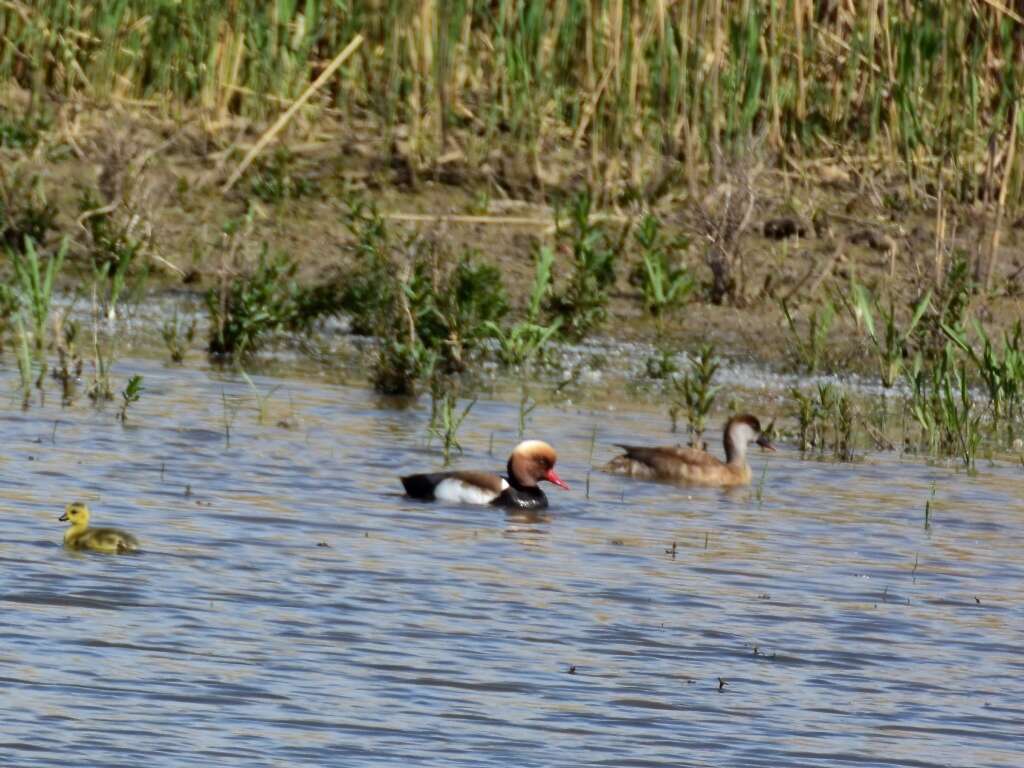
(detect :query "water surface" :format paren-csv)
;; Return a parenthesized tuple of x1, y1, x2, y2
(1, 358, 1022, 767)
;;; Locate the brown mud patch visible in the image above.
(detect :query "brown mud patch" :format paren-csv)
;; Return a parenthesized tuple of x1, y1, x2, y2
(4, 95, 1024, 378)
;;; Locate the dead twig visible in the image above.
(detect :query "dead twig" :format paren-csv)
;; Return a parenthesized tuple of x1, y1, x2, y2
(222, 34, 364, 193)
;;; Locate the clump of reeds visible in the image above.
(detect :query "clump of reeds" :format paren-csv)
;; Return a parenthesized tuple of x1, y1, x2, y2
(668, 343, 720, 445)
(10, 3, 1019, 204)
(11, 236, 66, 351)
(484, 245, 561, 368)
(206, 246, 336, 358)
(780, 297, 835, 375)
(162, 312, 196, 364)
(339, 198, 511, 394)
(631, 213, 694, 339)
(546, 191, 625, 340)
(428, 378, 476, 465)
(846, 281, 932, 388)
(789, 384, 856, 461)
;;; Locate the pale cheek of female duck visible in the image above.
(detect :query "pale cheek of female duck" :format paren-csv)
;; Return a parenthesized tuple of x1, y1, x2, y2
(737, 424, 758, 444)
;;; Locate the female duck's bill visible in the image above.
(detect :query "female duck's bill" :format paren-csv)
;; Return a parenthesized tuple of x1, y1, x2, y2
(401, 439, 569, 510)
(59, 502, 140, 554)
(604, 414, 775, 487)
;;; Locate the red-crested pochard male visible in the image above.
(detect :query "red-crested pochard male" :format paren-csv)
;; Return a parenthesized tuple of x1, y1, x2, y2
(401, 440, 570, 510)
(604, 414, 775, 487)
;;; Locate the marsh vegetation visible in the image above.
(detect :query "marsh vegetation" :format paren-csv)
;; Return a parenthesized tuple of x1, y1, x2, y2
(2, 2, 1024, 464)
(3, 8, 1024, 765)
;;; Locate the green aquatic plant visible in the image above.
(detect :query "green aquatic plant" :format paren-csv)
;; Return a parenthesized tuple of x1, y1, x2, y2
(370, 263, 436, 396)
(789, 384, 856, 460)
(220, 390, 237, 448)
(373, 336, 435, 396)
(632, 213, 693, 336)
(906, 345, 983, 467)
(88, 338, 115, 402)
(54, 317, 83, 406)
(915, 251, 972, 362)
(848, 281, 931, 388)
(942, 319, 1023, 427)
(117, 375, 144, 423)
(417, 252, 509, 372)
(753, 463, 768, 506)
(906, 352, 940, 456)
(834, 390, 855, 462)
(814, 383, 837, 456)
(87, 282, 117, 403)
(487, 318, 562, 368)
(939, 361, 982, 470)
(668, 343, 720, 443)
(924, 484, 936, 530)
(240, 370, 281, 425)
(790, 387, 815, 453)
(162, 312, 196, 364)
(546, 191, 624, 341)
(207, 248, 331, 357)
(11, 235, 67, 350)
(780, 297, 834, 375)
(342, 199, 507, 387)
(516, 385, 539, 440)
(644, 346, 678, 380)
(428, 381, 476, 465)
(368, 242, 508, 390)
(485, 245, 560, 367)
(340, 198, 397, 336)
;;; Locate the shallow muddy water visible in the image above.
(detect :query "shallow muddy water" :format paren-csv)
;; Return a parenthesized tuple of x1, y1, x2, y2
(1, 355, 1022, 767)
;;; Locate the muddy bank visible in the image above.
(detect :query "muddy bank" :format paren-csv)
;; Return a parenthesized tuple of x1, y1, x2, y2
(3, 97, 1024, 378)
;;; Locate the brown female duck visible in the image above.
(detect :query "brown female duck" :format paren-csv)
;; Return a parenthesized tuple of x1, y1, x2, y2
(604, 414, 775, 487)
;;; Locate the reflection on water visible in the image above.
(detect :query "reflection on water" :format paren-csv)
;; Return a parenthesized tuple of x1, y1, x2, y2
(1, 357, 1022, 767)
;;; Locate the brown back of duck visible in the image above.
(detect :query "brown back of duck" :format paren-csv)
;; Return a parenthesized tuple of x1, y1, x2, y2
(605, 445, 751, 487)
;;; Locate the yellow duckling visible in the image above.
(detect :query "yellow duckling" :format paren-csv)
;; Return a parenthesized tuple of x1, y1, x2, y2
(59, 502, 139, 554)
